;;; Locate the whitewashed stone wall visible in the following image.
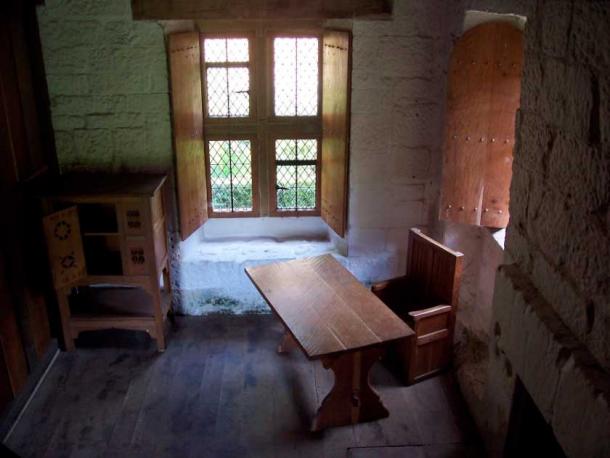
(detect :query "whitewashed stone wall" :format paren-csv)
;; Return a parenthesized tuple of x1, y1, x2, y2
(37, 0, 172, 173)
(346, 0, 454, 276)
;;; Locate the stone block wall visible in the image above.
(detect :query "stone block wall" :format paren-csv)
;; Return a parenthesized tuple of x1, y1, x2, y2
(484, 1, 610, 456)
(37, 0, 172, 172)
(505, 0, 610, 372)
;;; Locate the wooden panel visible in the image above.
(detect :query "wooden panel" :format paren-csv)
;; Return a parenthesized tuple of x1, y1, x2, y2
(415, 314, 449, 336)
(169, 33, 208, 240)
(245, 254, 413, 359)
(150, 190, 164, 224)
(439, 22, 523, 228)
(132, 0, 392, 20)
(43, 207, 86, 289)
(406, 228, 463, 307)
(413, 339, 450, 380)
(153, 221, 168, 267)
(321, 30, 351, 237)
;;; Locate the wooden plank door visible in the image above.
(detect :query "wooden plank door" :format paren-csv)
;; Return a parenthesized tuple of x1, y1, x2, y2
(439, 22, 523, 228)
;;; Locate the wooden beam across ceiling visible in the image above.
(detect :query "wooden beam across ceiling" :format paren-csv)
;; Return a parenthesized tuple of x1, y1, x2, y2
(131, 0, 392, 20)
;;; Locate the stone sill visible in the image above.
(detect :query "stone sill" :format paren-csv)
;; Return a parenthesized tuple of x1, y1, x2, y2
(488, 227, 506, 250)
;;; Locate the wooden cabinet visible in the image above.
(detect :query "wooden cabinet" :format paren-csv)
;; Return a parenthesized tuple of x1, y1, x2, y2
(40, 174, 172, 351)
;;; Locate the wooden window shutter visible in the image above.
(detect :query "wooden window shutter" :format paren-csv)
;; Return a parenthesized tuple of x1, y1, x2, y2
(168, 32, 208, 240)
(439, 23, 523, 228)
(321, 30, 351, 237)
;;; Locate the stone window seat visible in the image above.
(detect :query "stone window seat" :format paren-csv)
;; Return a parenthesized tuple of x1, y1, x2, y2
(177, 238, 337, 315)
(175, 217, 403, 315)
(176, 237, 401, 315)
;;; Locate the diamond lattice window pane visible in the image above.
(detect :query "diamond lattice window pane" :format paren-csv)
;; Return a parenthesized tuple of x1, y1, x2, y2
(228, 67, 250, 117)
(274, 139, 318, 211)
(208, 140, 253, 212)
(227, 38, 249, 62)
(296, 38, 319, 116)
(296, 165, 317, 209)
(275, 139, 296, 160)
(274, 38, 297, 116)
(206, 67, 250, 118)
(274, 37, 319, 117)
(276, 165, 297, 210)
(206, 68, 229, 117)
(205, 38, 249, 63)
(296, 139, 317, 160)
(209, 140, 232, 212)
(204, 39, 227, 63)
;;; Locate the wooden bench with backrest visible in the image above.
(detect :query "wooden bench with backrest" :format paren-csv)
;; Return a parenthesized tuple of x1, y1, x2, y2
(371, 228, 463, 384)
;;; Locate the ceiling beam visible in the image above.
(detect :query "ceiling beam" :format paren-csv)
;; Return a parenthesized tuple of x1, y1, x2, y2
(131, 0, 392, 21)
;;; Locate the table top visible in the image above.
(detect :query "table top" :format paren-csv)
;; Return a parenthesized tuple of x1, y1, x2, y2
(245, 254, 414, 360)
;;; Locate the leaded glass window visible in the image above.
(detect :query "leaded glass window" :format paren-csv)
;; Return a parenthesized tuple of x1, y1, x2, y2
(273, 37, 319, 116)
(208, 139, 254, 213)
(203, 38, 251, 118)
(274, 139, 318, 211)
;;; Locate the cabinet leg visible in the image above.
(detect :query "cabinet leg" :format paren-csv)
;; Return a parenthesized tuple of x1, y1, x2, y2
(155, 323, 166, 352)
(149, 283, 166, 352)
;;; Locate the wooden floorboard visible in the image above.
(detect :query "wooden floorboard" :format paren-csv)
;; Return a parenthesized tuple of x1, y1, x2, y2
(5, 315, 482, 458)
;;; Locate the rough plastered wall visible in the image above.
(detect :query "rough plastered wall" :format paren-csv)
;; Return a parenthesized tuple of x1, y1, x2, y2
(483, 1, 610, 456)
(36, 0, 172, 172)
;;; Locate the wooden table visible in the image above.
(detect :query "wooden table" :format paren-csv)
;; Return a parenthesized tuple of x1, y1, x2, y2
(245, 254, 414, 431)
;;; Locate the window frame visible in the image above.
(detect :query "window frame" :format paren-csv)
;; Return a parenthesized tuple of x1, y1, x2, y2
(204, 134, 260, 218)
(199, 27, 323, 219)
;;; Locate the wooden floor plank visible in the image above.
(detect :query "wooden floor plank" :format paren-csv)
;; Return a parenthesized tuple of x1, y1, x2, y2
(6, 315, 480, 458)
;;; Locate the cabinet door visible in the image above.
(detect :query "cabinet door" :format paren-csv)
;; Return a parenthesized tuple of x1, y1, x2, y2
(43, 206, 86, 288)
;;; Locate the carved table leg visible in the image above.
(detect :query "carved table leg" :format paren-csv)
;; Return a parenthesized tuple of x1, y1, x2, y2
(311, 346, 388, 431)
(277, 331, 298, 354)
